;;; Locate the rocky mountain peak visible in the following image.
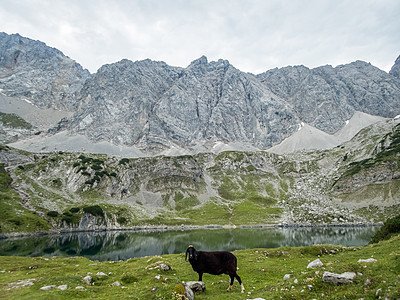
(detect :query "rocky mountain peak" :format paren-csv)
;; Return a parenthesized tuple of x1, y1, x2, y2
(0, 32, 90, 110)
(188, 55, 208, 67)
(389, 55, 400, 79)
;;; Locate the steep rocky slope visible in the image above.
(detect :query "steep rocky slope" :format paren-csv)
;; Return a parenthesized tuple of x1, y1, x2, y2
(0, 32, 90, 110)
(56, 56, 298, 153)
(257, 61, 400, 134)
(1, 32, 399, 155)
(1, 117, 399, 234)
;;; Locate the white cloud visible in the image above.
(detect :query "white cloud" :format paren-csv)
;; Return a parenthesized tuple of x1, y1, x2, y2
(0, 0, 399, 73)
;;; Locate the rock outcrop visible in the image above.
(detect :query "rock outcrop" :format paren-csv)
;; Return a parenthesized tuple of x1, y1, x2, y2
(0, 32, 90, 110)
(257, 61, 400, 134)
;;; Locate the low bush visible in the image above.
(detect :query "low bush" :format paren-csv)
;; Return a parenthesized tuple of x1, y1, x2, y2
(83, 205, 104, 217)
(117, 217, 127, 224)
(370, 214, 400, 243)
(69, 207, 80, 213)
(47, 211, 59, 218)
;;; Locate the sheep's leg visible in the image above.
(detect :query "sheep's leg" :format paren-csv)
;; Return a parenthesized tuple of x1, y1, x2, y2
(198, 272, 203, 281)
(235, 274, 245, 293)
(227, 275, 234, 292)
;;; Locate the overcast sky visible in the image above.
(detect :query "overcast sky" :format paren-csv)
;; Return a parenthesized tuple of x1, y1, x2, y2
(1, 0, 399, 74)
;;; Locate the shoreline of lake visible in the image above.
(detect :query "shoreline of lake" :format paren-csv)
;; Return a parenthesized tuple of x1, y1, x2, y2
(0, 222, 382, 240)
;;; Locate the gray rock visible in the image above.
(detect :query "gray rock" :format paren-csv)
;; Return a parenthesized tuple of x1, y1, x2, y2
(185, 281, 206, 292)
(182, 283, 195, 300)
(307, 259, 324, 268)
(160, 263, 171, 271)
(82, 275, 92, 285)
(57, 284, 68, 290)
(75, 286, 86, 290)
(110, 281, 121, 286)
(322, 271, 357, 284)
(283, 274, 291, 280)
(40, 285, 56, 291)
(96, 272, 107, 276)
(358, 258, 377, 263)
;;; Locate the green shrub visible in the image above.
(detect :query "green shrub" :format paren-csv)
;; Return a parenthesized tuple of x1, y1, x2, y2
(47, 211, 59, 218)
(61, 213, 80, 224)
(83, 205, 104, 217)
(117, 217, 127, 224)
(370, 214, 400, 243)
(69, 207, 80, 213)
(91, 164, 102, 171)
(119, 158, 130, 165)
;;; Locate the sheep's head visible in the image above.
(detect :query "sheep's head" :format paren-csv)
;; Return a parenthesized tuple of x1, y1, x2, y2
(186, 245, 197, 261)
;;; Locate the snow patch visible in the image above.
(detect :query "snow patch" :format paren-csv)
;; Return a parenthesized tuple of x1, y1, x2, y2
(268, 111, 388, 154)
(394, 115, 400, 120)
(22, 98, 34, 105)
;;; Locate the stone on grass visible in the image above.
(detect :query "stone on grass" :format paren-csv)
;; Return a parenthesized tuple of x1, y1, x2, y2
(110, 281, 121, 287)
(83, 275, 92, 285)
(40, 285, 56, 291)
(283, 274, 291, 280)
(76, 286, 86, 290)
(8, 278, 36, 289)
(173, 282, 194, 300)
(322, 271, 356, 284)
(307, 259, 323, 269)
(185, 281, 206, 292)
(57, 284, 68, 290)
(358, 258, 377, 263)
(160, 263, 172, 271)
(96, 272, 107, 276)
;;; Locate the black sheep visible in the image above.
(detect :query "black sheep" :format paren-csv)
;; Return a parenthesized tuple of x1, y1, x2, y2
(185, 245, 245, 293)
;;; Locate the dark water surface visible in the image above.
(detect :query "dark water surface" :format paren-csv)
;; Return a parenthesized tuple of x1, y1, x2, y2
(0, 226, 379, 261)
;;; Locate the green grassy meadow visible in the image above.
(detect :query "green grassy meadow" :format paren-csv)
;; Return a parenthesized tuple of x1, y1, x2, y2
(0, 234, 398, 299)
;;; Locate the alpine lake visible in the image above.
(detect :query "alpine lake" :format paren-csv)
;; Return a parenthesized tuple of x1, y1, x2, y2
(0, 226, 379, 261)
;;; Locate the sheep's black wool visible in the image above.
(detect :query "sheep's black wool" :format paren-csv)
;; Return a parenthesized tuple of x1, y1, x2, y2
(185, 245, 245, 293)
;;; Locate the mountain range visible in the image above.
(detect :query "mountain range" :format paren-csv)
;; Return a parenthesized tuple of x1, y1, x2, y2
(1, 32, 400, 233)
(1, 32, 400, 156)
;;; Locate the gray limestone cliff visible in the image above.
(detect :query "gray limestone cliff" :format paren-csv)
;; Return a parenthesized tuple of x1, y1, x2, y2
(0, 32, 90, 110)
(56, 56, 299, 152)
(1, 32, 400, 155)
(389, 55, 400, 79)
(257, 61, 400, 134)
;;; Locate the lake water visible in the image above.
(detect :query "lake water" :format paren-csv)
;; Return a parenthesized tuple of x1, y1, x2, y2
(0, 226, 379, 261)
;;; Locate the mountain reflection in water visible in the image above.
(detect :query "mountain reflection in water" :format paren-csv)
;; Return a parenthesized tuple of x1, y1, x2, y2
(0, 226, 379, 261)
